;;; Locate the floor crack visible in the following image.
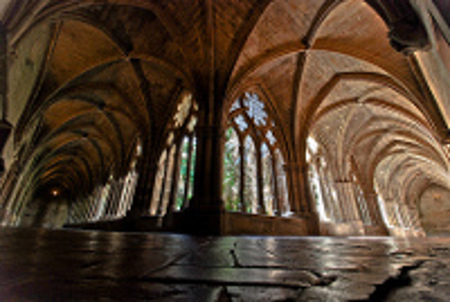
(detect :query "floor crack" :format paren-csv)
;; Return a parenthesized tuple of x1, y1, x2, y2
(230, 242, 242, 268)
(361, 260, 425, 302)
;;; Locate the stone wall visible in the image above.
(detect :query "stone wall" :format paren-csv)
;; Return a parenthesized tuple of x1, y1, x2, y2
(419, 185, 450, 236)
(223, 213, 310, 236)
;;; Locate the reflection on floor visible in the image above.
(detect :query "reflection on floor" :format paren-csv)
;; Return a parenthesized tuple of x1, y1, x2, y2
(0, 227, 449, 301)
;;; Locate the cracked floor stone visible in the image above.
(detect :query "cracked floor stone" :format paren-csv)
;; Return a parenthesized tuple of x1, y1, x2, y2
(0, 227, 449, 301)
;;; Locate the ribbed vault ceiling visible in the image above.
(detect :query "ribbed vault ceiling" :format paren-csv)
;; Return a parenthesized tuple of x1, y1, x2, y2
(3, 0, 449, 215)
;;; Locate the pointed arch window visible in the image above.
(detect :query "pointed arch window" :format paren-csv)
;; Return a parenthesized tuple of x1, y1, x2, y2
(223, 128, 241, 211)
(150, 93, 197, 216)
(351, 174, 372, 225)
(67, 141, 141, 224)
(223, 92, 289, 216)
(244, 136, 258, 213)
(306, 137, 333, 222)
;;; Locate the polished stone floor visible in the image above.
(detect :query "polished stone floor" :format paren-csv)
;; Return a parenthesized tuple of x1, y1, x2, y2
(0, 227, 449, 301)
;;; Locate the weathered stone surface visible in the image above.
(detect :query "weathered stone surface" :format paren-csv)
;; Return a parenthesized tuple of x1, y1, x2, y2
(0, 227, 449, 301)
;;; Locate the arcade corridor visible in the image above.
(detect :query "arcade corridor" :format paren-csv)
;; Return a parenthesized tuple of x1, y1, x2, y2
(0, 0, 449, 236)
(0, 0, 449, 300)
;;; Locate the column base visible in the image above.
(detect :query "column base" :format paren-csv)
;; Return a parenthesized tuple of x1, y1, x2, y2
(168, 202, 226, 235)
(320, 220, 365, 236)
(364, 224, 389, 236)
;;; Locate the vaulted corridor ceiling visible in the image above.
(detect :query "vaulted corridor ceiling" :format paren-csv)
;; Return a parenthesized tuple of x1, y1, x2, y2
(0, 0, 449, 235)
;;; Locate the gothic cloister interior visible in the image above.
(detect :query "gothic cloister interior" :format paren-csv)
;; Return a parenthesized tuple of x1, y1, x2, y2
(0, 0, 449, 300)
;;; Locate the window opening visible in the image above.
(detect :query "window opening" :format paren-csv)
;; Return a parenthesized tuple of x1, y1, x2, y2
(150, 93, 197, 215)
(223, 92, 289, 216)
(223, 127, 241, 211)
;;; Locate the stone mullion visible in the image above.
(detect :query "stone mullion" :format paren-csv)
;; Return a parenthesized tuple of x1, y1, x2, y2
(105, 180, 120, 219)
(352, 182, 370, 225)
(157, 148, 170, 216)
(316, 164, 332, 221)
(91, 195, 99, 221)
(112, 179, 124, 218)
(167, 142, 183, 214)
(329, 171, 344, 222)
(256, 143, 265, 215)
(118, 173, 134, 217)
(182, 135, 194, 210)
(89, 188, 98, 221)
(239, 141, 245, 212)
(117, 178, 128, 218)
(93, 187, 104, 220)
(320, 166, 338, 222)
(86, 196, 94, 221)
(103, 185, 113, 219)
(270, 151, 281, 215)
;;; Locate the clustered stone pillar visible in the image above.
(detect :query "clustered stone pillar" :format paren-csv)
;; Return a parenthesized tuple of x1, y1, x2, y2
(284, 162, 320, 234)
(0, 23, 12, 177)
(185, 121, 225, 234)
(407, 206, 425, 237)
(334, 180, 365, 235)
(383, 199, 408, 236)
(127, 138, 155, 220)
(365, 0, 430, 54)
(284, 163, 309, 214)
(365, 190, 389, 235)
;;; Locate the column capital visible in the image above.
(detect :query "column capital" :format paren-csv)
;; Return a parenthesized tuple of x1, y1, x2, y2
(365, 0, 430, 54)
(0, 120, 12, 175)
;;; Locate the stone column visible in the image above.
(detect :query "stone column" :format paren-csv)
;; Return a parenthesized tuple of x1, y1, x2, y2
(0, 121, 11, 175)
(0, 160, 20, 223)
(0, 24, 12, 177)
(184, 123, 224, 235)
(284, 162, 319, 234)
(317, 165, 340, 222)
(365, 190, 389, 235)
(127, 139, 155, 219)
(401, 204, 412, 228)
(384, 199, 398, 227)
(334, 180, 364, 235)
(167, 143, 182, 214)
(335, 180, 361, 222)
(283, 163, 308, 214)
(181, 135, 194, 210)
(407, 206, 425, 237)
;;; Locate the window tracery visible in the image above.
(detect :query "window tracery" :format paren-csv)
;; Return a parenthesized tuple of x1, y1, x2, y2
(306, 136, 377, 227)
(223, 92, 289, 216)
(67, 142, 141, 224)
(150, 93, 197, 215)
